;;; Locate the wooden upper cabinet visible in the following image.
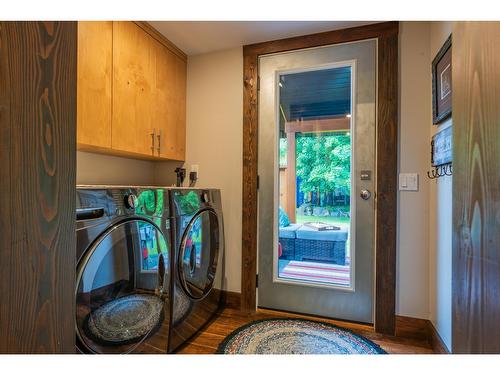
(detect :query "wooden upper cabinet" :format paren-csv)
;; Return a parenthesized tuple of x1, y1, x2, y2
(77, 21, 112, 150)
(112, 21, 156, 157)
(76, 21, 186, 161)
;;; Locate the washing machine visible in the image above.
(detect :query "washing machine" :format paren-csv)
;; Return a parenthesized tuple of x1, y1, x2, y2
(75, 186, 172, 354)
(168, 188, 225, 352)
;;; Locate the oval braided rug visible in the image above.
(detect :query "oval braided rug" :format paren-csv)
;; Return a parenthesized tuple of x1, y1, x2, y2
(217, 318, 386, 354)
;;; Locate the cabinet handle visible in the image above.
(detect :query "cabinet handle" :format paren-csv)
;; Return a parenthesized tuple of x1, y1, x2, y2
(151, 128, 156, 155)
(157, 130, 162, 156)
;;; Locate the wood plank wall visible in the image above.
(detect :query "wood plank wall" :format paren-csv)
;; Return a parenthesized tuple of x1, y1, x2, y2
(0, 22, 77, 353)
(452, 22, 500, 353)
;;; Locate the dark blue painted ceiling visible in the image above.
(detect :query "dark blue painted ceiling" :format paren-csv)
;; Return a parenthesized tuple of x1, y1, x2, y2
(279, 66, 351, 122)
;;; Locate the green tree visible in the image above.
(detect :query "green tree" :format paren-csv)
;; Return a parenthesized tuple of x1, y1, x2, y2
(295, 132, 351, 198)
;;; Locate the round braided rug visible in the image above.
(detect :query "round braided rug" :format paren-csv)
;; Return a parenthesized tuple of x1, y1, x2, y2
(217, 318, 386, 354)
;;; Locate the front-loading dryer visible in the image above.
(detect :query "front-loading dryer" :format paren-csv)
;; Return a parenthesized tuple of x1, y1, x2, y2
(168, 188, 225, 352)
(75, 186, 171, 354)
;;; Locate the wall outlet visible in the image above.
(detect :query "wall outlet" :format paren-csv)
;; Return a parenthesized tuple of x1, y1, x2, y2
(399, 173, 419, 191)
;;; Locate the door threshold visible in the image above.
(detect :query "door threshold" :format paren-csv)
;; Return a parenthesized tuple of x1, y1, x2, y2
(257, 306, 374, 331)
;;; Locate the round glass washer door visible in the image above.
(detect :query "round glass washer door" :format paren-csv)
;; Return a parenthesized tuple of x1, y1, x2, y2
(75, 218, 169, 354)
(178, 209, 220, 300)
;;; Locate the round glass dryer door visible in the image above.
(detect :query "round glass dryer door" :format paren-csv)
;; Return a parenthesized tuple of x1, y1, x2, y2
(179, 209, 220, 300)
(76, 219, 169, 354)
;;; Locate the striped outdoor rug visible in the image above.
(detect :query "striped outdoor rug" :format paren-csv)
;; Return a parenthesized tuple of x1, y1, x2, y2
(280, 258, 351, 286)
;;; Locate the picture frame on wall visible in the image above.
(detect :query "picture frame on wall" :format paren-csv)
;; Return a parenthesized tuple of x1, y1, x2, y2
(432, 34, 452, 124)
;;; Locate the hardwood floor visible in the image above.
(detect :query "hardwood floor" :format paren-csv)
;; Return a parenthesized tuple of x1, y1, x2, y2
(175, 307, 436, 354)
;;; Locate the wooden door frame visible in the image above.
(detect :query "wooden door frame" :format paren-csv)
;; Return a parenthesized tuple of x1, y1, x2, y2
(241, 21, 399, 335)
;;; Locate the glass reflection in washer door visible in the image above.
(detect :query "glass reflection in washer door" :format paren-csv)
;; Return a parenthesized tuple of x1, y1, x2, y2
(179, 209, 220, 300)
(75, 219, 169, 354)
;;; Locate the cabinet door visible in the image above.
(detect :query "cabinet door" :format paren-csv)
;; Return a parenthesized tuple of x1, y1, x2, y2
(154, 42, 186, 161)
(77, 21, 112, 150)
(153, 40, 177, 159)
(173, 55, 187, 161)
(112, 21, 155, 157)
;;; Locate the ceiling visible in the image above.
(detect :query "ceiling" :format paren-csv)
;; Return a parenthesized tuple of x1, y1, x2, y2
(280, 66, 351, 122)
(148, 21, 378, 56)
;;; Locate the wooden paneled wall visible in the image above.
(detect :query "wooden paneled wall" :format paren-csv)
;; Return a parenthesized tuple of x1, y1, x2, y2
(0, 22, 77, 353)
(452, 22, 500, 353)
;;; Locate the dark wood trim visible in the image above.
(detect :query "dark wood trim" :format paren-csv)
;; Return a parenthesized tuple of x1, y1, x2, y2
(374, 31, 399, 335)
(395, 315, 449, 353)
(427, 321, 450, 354)
(244, 22, 399, 56)
(241, 21, 399, 334)
(241, 51, 259, 312)
(0, 21, 77, 353)
(395, 315, 430, 342)
(221, 291, 242, 310)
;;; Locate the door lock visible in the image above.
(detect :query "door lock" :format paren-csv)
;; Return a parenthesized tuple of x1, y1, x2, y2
(360, 189, 371, 200)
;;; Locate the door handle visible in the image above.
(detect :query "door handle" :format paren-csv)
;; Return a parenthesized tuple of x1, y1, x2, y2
(156, 253, 165, 297)
(189, 244, 197, 274)
(157, 129, 162, 156)
(76, 207, 104, 221)
(150, 128, 156, 155)
(360, 189, 371, 200)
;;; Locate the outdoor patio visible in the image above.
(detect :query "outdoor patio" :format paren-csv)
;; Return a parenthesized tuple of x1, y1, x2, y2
(278, 207, 351, 287)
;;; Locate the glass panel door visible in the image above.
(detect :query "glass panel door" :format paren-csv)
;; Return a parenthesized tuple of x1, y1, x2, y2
(258, 39, 376, 323)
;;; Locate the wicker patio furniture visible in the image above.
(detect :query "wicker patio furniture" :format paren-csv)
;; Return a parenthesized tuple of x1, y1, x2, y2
(278, 224, 347, 265)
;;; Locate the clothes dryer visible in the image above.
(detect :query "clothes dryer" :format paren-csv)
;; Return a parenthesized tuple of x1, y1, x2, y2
(168, 188, 224, 352)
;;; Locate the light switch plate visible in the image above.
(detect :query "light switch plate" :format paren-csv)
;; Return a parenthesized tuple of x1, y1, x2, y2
(399, 173, 419, 191)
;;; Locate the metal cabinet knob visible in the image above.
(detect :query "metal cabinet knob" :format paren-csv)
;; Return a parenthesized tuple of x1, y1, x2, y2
(360, 189, 371, 200)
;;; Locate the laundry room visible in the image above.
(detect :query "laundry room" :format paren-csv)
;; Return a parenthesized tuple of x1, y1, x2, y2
(1, 1, 500, 373)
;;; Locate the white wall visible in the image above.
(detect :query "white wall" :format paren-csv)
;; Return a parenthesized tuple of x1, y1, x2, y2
(77, 152, 182, 187)
(428, 21, 453, 351)
(397, 22, 453, 351)
(182, 48, 243, 292)
(397, 22, 432, 319)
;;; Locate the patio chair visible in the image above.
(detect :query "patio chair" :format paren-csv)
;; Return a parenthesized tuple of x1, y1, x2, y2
(278, 207, 347, 265)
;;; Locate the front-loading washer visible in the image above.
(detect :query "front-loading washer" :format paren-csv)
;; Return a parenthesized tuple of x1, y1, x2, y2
(168, 188, 225, 352)
(75, 186, 172, 354)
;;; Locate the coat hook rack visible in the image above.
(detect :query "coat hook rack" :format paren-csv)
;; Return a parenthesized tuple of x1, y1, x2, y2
(427, 162, 452, 179)
(427, 127, 453, 179)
